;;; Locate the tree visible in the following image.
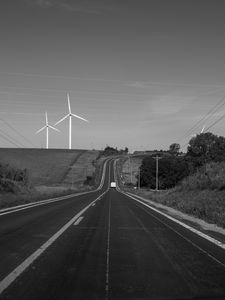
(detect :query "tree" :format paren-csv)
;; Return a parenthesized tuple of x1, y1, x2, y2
(140, 156, 189, 189)
(102, 146, 129, 156)
(102, 146, 119, 156)
(169, 143, 180, 155)
(187, 132, 225, 169)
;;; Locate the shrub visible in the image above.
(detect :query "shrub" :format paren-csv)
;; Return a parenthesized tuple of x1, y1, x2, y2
(0, 164, 30, 193)
(140, 156, 189, 189)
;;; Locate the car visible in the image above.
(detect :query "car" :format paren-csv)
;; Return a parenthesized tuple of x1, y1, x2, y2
(110, 182, 116, 188)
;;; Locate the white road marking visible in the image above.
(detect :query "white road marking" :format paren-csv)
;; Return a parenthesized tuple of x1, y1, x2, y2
(0, 158, 112, 295)
(112, 159, 225, 267)
(73, 216, 84, 226)
(0, 190, 107, 295)
(123, 192, 225, 268)
(126, 192, 225, 250)
(114, 155, 225, 252)
(92, 203, 96, 206)
(0, 193, 92, 217)
(105, 198, 111, 300)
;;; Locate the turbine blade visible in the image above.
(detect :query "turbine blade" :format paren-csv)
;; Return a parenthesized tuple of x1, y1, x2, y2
(45, 112, 48, 125)
(54, 114, 69, 126)
(71, 113, 89, 122)
(36, 126, 46, 134)
(67, 93, 71, 114)
(49, 125, 60, 132)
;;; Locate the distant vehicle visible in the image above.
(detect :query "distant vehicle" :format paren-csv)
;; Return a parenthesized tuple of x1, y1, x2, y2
(110, 182, 116, 188)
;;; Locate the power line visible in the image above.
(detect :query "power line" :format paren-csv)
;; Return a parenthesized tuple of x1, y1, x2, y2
(0, 128, 23, 148)
(205, 111, 225, 132)
(179, 96, 225, 141)
(0, 117, 37, 148)
(181, 99, 225, 151)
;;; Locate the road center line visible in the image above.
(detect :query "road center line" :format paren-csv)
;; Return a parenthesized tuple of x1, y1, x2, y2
(105, 197, 111, 300)
(73, 216, 84, 226)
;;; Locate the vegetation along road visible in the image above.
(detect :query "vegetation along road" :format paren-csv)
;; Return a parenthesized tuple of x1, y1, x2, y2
(0, 159, 225, 299)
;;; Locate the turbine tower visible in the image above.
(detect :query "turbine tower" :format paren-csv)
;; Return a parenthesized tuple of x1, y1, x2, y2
(54, 93, 88, 149)
(36, 112, 59, 149)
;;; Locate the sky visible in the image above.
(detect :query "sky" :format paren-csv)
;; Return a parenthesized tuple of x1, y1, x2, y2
(0, 0, 225, 151)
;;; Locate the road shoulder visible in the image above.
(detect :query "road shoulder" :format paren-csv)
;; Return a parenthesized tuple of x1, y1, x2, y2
(126, 192, 225, 245)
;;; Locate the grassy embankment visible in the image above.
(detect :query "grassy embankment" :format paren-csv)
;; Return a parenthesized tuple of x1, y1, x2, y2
(118, 157, 225, 229)
(0, 148, 102, 209)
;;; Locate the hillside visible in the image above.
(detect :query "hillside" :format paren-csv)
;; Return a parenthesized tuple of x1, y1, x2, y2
(120, 156, 143, 185)
(0, 148, 99, 186)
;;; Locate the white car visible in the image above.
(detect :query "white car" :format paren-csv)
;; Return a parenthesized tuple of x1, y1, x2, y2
(110, 182, 116, 188)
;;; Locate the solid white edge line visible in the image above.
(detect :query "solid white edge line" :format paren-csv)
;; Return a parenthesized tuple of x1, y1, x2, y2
(125, 192, 225, 251)
(0, 190, 108, 295)
(124, 192, 225, 268)
(0, 158, 110, 217)
(113, 159, 225, 253)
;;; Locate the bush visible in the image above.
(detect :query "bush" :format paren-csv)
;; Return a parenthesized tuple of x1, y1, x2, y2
(0, 164, 30, 194)
(140, 156, 189, 189)
(179, 161, 225, 191)
(83, 175, 94, 186)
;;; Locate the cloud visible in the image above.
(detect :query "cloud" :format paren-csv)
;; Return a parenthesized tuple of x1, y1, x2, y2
(25, 0, 115, 14)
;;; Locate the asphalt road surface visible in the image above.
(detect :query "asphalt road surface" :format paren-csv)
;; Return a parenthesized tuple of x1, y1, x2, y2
(0, 159, 225, 299)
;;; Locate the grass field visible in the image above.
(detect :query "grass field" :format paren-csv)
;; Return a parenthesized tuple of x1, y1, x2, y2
(119, 155, 143, 185)
(62, 150, 100, 186)
(0, 148, 101, 209)
(0, 148, 86, 186)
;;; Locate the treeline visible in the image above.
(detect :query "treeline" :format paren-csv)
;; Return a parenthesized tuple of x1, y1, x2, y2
(140, 132, 225, 189)
(0, 164, 29, 193)
(101, 146, 129, 156)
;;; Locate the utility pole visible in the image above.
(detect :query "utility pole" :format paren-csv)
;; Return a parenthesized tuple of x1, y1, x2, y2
(138, 168, 141, 190)
(153, 156, 162, 191)
(70, 166, 74, 189)
(128, 155, 133, 184)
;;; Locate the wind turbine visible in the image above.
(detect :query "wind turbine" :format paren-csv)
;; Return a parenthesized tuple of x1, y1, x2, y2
(36, 112, 60, 149)
(54, 93, 88, 149)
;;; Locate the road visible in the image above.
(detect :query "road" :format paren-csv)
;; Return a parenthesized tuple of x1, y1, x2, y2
(0, 159, 225, 299)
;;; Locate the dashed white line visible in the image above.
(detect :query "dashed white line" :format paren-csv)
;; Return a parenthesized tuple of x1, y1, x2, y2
(0, 158, 112, 295)
(73, 216, 84, 226)
(0, 191, 106, 295)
